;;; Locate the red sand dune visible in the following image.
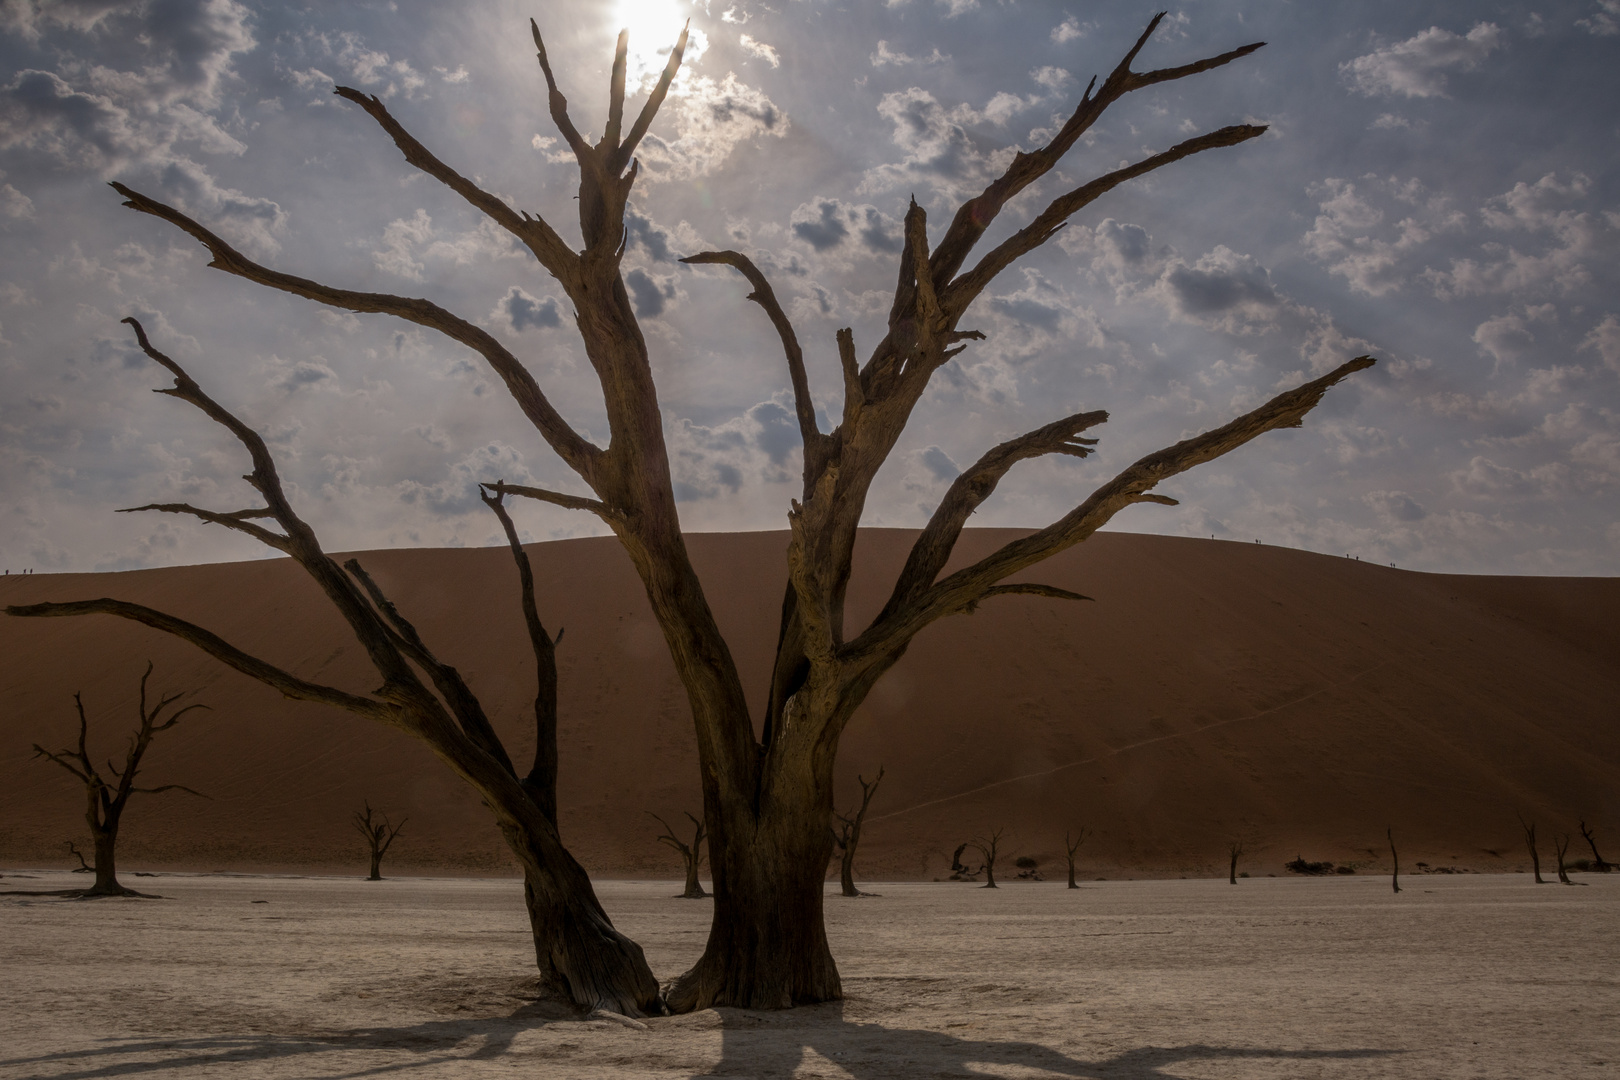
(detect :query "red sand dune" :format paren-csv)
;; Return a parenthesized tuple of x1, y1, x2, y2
(2, 529, 1616, 879)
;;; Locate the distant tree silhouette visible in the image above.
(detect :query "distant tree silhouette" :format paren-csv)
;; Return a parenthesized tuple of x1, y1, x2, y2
(65, 841, 93, 873)
(1065, 828, 1091, 889)
(651, 812, 707, 899)
(32, 663, 208, 897)
(1518, 814, 1548, 884)
(352, 801, 406, 881)
(831, 767, 884, 897)
(971, 829, 1005, 889)
(1553, 833, 1574, 885)
(1386, 827, 1401, 894)
(1578, 820, 1610, 871)
(1228, 840, 1244, 885)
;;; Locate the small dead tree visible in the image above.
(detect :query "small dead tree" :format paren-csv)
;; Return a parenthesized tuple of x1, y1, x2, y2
(352, 802, 406, 881)
(15, 13, 1377, 1011)
(1228, 840, 1244, 885)
(1387, 827, 1400, 895)
(32, 663, 207, 897)
(831, 767, 885, 897)
(65, 841, 94, 873)
(1578, 820, 1611, 871)
(972, 829, 1005, 889)
(1518, 814, 1547, 884)
(1065, 828, 1090, 889)
(1553, 833, 1574, 885)
(651, 812, 708, 899)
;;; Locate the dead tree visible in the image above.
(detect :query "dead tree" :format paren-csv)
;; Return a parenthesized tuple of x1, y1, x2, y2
(1519, 814, 1548, 884)
(1065, 828, 1090, 889)
(972, 830, 1005, 889)
(651, 812, 708, 899)
(31, 663, 207, 897)
(1553, 833, 1574, 885)
(12, 14, 1375, 1010)
(1578, 820, 1611, 871)
(353, 802, 406, 881)
(831, 767, 885, 897)
(1228, 840, 1244, 885)
(65, 841, 93, 873)
(8, 321, 660, 1015)
(1387, 827, 1400, 895)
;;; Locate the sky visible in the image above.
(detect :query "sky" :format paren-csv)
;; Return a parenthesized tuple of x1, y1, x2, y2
(1, 0, 1617, 577)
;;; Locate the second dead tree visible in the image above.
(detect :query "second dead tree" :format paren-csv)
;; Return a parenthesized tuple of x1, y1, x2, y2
(1065, 828, 1090, 889)
(353, 801, 406, 881)
(31, 662, 208, 897)
(1387, 827, 1401, 895)
(652, 812, 708, 899)
(972, 830, 1005, 889)
(1553, 833, 1575, 885)
(66, 841, 93, 873)
(1578, 820, 1611, 871)
(831, 767, 885, 897)
(1519, 814, 1548, 884)
(1228, 840, 1244, 886)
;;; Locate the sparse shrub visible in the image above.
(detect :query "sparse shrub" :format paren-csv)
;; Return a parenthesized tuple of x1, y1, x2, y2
(1335, 865, 1355, 874)
(1015, 856, 1038, 869)
(1285, 856, 1334, 875)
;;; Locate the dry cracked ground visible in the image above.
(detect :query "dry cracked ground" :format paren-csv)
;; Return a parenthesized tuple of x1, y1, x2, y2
(0, 872, 1615, 1078)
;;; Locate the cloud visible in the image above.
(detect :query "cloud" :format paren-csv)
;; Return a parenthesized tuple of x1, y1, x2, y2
(496, 286, 562, 333)
(1578, 314, 1620, 371)
(667, 396, 804, 501)
(626, 267, 678, 318)
(917, 445, 960, 482)
(1051, 18, 1087, 44)
(739, 34, 779, 68)
(636, 72, 788, 182)
(789, 197, 903, 255)
(1425, 174, 1608, 300)
(1473, 313, 1535, 365)
(397, 441, 534, 518)
(1155, 246, 1280, 333)
(1302, 176, 1465, 296)
(369, 209, 529, 282)
(1577, 1, 1620, 36)
(1365, 490, 1428, 522)
(1341, 22, 1502, 98)
(861, 87, 1018, 198)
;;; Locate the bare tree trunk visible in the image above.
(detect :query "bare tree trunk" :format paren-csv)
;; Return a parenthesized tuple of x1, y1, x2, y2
(1519, 815, 1547, 884)
(651, 812, 707, 898)
(89, 820, 123, 896)
(832, 767, 884, 898)
(66, 841, 93, 873)
(1579, 820, 1610, 871)
(1554, 834, 1573, 885)
(1387, 827, 1400, 895)
(1229, 840, 1244, 885)
(973, 829, 1004, 889)
(1065, 828, 1089, 889)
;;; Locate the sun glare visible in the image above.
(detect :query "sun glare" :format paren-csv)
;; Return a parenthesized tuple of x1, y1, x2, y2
(611, 0, 695, 84)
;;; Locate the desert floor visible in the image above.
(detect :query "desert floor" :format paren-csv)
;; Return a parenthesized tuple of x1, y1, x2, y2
(0, 871, 1615, 1079)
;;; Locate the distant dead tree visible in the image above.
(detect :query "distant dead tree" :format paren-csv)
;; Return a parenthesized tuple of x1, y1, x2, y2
(1387, 827, 1401, 895)
(10, 10, 1383, 1011)
(831, 767, 884, 898)
(1518, 814, 1548, 884)
(352, 801, 406, 881)
(971, 830, 1005, 889)
(32, 663, 208, 897)
(949, 842, 977, 881)
(1064, 828, 1090, 889)
(1553, 833, 1574, 885)
(65, 841, 93, 873)
(651, 812, 707, 899)
(1578, 820, 1611, 871)
(1228, 840, 1244, 885)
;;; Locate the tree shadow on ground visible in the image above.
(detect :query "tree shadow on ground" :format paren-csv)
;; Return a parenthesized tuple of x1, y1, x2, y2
(0, 996, 1399, 1080)
(692, 1000, 1398, 1078)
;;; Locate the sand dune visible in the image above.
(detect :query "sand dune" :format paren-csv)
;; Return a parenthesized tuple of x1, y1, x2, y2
(2, 529, 1616, 879)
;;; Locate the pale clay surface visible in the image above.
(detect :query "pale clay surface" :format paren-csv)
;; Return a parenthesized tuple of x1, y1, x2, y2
(0, 872, 1614, 1078)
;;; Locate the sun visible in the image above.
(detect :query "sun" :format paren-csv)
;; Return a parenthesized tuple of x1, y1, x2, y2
(609, 0, 695, 84)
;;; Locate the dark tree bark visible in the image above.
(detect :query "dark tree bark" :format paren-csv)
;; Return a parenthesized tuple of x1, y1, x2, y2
(1065, 828, 1090, 889)
(1519, 815, 1547, 884)
(19, 14, 1376, 1011)
(1387, 827, 1400, 895)
(651, 812, 708, 898)
(972, 830, 1005, 889)
(1578, 820, 1610, 871)
(7, 322, 661, 1016)
(831, 767, 884, 897)
(32, 663, 208, 897)
(1228, 840, 1244, 886)
(353, 801, 406, 881)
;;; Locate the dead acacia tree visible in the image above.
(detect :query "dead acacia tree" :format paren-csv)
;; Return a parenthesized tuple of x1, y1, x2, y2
(1065, 828, 1090, 889)
(31, 663, 207, 897)
(1387, 827, 1401, 895)
(9, 13, 1374, 1010)
(1578, 820, 1611, 871)
(353, 801, 407, 881)
(651, 812, 708, 899)
(972, 829, 1006, 889)
(1228, 840, 1244, 885)
(8, 321, 660, 1015)
(65, 841, 93, 873)
(831, 767, 885, 897)
(1518, 814, 1548, 884)
(1553, 833, 1575, 885)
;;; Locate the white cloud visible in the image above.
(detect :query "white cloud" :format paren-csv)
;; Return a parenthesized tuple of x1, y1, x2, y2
(1051, 18, 1087, 45)
(739, 34, 779, 68)
(1577, 1, 1620, 36)
(1473, 313, 1535, 366)
(1578, 314, 1620, 371)
(1341, 23, 1502, 99)
(636, 73, 788, 182)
